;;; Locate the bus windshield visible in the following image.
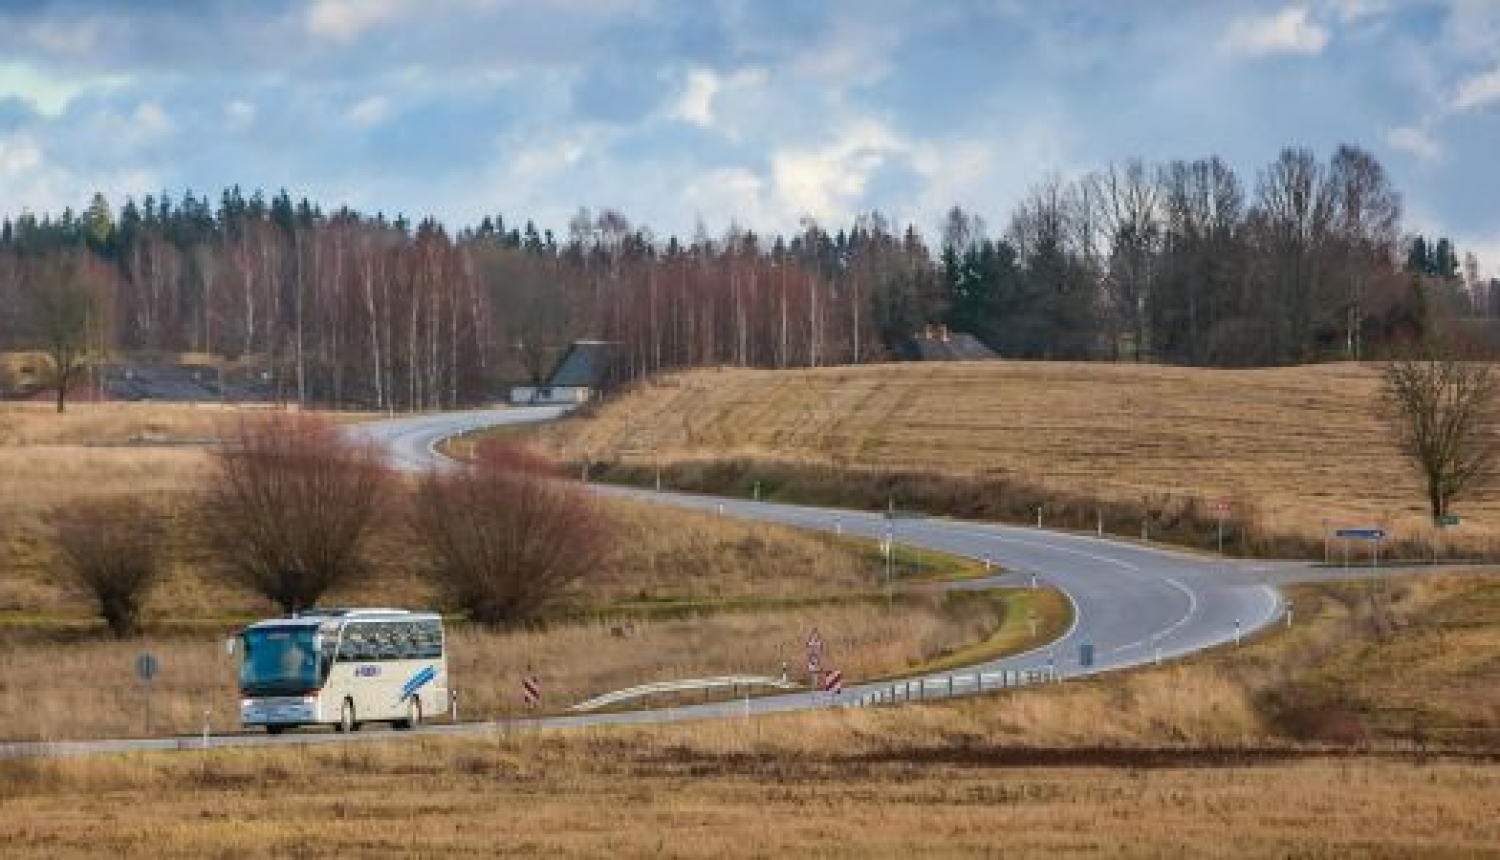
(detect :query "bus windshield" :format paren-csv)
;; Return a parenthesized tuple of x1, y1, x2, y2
(240, 627, 321, 695)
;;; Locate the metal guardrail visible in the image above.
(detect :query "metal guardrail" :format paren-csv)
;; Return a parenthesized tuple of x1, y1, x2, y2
(571, 675, 800, 712)
(849, 666, 1060, 708)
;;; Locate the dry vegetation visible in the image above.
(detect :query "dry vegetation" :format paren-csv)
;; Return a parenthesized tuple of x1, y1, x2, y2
(0, 589, 1062, 742)
(0, 401, 269, 446)
(2, 733, 1497, 858)
(539, 362, 1500, 556)
(2, 573, 1496, 856)
(0, 407, 1045, 742)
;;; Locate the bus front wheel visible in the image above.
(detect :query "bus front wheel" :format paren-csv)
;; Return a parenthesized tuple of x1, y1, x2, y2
(266, 725, 288, 735)
(337, 699, 357, 733)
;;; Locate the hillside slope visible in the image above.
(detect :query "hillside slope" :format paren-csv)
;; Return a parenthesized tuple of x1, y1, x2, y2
(540, 361, 1491, 550)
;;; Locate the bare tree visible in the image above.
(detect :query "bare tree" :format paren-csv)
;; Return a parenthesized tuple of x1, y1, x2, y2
(1382, 343, 1499, 521)
(47, 496, 169, 637)
(411, 442, 609, 626)
(25, 256, 98, 413)
(197, 414, 394, 613)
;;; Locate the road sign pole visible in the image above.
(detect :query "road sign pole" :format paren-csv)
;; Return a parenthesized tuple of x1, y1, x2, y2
(1216, 515, 1224, 555)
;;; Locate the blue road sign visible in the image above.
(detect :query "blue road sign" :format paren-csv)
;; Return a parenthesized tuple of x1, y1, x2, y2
(1334, 527, 1385, 540)
(135, 652, 159, 681)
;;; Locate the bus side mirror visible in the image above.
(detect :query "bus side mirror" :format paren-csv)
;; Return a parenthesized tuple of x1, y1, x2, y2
(224, 638, 236, 656)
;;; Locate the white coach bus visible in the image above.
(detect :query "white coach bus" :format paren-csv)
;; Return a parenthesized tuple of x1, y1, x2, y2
(236, 608, 448, 734)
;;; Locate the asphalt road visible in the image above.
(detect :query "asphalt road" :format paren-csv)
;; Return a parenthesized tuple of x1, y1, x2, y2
(0, 406, 1327, 757)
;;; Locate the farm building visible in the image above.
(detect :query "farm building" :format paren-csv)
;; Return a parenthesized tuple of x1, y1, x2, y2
(510, 340, 619, 405)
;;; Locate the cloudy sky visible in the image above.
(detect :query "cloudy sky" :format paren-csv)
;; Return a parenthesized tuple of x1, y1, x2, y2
(0, 0, 1496, 272)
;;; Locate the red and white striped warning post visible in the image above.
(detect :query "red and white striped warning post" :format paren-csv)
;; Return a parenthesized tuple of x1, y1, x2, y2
(521, 675, 541, 709)
(821, 669, 843, 695)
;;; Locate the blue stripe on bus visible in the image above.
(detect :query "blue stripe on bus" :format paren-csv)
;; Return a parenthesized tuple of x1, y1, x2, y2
(401, 665, 437, 700)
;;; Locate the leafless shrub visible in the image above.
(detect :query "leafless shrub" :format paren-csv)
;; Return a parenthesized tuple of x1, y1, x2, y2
(196, 414, 394, 614)
(46, 496, 169, 637)
(412, 441, 610, 626)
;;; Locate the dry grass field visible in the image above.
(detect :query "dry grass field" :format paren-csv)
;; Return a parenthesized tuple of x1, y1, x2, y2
(539, 361, 1498, 555)
(1, 733, 1496, 858)
(0, 588, 1070, 742)
(0, 406, 1058, 742)
(2, 567, 1498, 857)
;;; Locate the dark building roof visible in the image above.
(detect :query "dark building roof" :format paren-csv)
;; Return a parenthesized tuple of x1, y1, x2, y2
(902, 325, 997, 361)
(101, 364, 274, 402)
(546, 340, 618, 388)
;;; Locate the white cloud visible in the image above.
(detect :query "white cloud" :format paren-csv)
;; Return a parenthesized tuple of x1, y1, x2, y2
(668, 67, 767, 130)
(346, 95, 391, 126)
(306, 0, 413, 42)
(0, 131, 157, 220)
(0, 62, 128, 117)
(1453, 65, 1500, 112)
(0, 134, 43, 178)
(1386, 125, 1441, 162)
(224, 99, 257, 131)
(770, 119, 905, 223)
(671, 69, 719, 127)
(1224, 6, 1329, 56)
(134, 102, 174, 139)
(85, 101, 175, 151)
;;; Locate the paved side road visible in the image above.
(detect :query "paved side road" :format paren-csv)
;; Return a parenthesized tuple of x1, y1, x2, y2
(2, 406, 1297, 757)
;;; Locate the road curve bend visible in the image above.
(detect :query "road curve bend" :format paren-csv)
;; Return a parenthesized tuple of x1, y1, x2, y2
(2, 406, 1287, 757)
(352, 407, 1285, 719)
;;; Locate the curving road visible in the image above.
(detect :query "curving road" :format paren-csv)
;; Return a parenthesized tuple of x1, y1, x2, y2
(5, 406, 1300, 757)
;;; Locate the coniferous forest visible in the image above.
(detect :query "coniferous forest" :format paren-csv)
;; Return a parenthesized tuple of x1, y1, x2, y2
(0, 143, 1493, 410)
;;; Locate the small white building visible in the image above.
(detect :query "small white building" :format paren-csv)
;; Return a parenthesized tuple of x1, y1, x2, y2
(509, 340, 618, 405)
(508, 385, 593, 406)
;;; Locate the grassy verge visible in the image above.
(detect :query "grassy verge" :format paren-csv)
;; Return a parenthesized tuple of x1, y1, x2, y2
(432, 420, 541, 460)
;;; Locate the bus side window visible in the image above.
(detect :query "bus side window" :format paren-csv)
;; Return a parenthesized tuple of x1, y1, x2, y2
(374, 623, 401, 660)
(342, 625, 373, 662)
(414, 620, 441, 658)
(391, 622, 415, 660)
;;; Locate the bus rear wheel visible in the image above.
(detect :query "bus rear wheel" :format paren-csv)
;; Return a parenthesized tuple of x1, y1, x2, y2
(396, 697, 421, 731)
(336, 699, 357, 733)
(266, 725, 288, 735)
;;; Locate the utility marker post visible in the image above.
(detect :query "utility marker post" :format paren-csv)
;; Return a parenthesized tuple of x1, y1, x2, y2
(1212, 499, 1231, 555)
(135, 652, 159, 736)
(1096, 510, 1103, 537)
(1035, 505, 1043, 529)
(880, 530, 894, 603)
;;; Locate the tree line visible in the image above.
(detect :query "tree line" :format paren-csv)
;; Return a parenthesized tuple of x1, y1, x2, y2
(1, 143, 1493, 410)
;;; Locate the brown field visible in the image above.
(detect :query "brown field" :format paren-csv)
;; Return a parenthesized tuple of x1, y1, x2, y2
(1, 569, 1498, 857)
(0, 401, 299, 446)
(0, 410, 1052, 742)
(0, 588, 1071, 742)
(1, 734, 1496, 858)
(538, 361, 1498, 554)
